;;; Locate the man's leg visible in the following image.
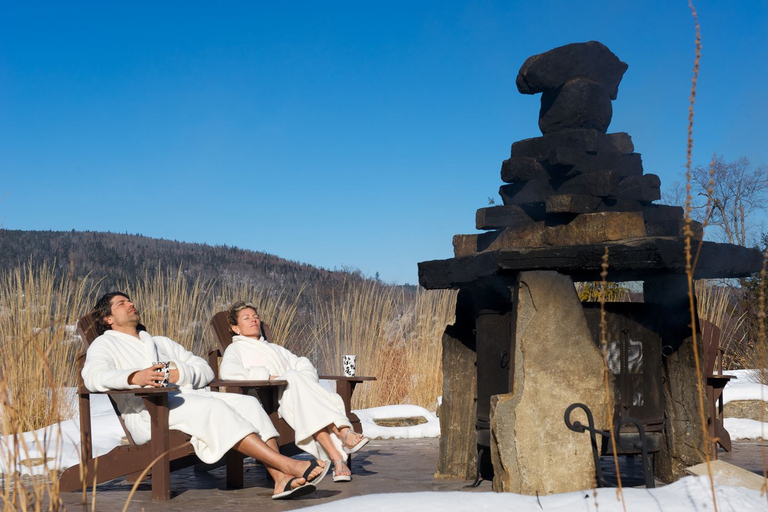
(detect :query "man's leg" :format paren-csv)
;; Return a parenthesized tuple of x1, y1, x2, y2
(233, 433, 326, 493)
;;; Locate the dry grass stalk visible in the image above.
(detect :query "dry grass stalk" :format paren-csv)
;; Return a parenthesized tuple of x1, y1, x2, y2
(309, 280, 454, 410)
(683, 1, 718, 508)
(758, 256, 768, 501)
(598, 248, 625, 510)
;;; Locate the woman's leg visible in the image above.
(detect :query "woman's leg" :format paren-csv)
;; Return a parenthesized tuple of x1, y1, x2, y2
(330, 424, 366, 449)
(313, 428, 350, 481)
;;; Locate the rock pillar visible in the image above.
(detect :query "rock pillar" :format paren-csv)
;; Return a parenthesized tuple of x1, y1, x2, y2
(490, 271, 610, 494)
(436, 293, 477, 479)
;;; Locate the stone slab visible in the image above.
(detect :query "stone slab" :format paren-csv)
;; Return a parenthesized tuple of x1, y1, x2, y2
(616, 174, 661, 202)
(550, 147, 643, 177)
(453, 223, 547, 258)
(476, 204, 537, 230)
(500, 157, 549, 183)
(418, 238, 765, 289)
(499, 181, 555, 205)
(555, 170, 619, 197)
(545, 194, 602, 214)
(609, 132, 634, 154)
(542, 211, 646, 245)
(539, 77, 612, 134)
(686, 460, 767, 492)
(510, 129, 621, 160)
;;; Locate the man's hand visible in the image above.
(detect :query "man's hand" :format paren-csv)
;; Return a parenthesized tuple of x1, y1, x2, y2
(128, 364, 168, 387)
(168, 368, 179, 384)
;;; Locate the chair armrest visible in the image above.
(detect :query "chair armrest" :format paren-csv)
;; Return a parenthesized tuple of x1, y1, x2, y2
(319, 375, 377, 383)
(209, 379, 287, 389)
(209, 379, 287, 415)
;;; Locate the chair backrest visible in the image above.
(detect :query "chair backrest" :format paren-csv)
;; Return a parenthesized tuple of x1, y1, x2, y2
(76, 310, 138, 445)
(210, 310, 272, 356)
(699, 318, 722, 376)
(77, 311, 101, 346)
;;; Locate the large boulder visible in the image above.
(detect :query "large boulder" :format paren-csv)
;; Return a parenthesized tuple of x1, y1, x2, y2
(490, 271, 610, 494)
(517, 41, 628, 100)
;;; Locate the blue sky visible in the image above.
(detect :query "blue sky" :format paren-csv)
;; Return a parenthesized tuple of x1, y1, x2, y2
(1, 1, 766, 285)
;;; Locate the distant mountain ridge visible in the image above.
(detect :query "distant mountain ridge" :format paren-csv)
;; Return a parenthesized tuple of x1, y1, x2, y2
(0, 229, 365, 293)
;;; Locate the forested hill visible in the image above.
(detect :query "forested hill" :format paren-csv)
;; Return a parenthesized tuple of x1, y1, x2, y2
(0, 229, 371, 293)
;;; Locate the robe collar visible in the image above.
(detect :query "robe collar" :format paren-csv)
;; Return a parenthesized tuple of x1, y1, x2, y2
(105, 329, 160, 362)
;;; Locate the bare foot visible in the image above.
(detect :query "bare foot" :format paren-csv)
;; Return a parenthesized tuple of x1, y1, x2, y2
(292, 459, 326, 482)
(332, 459, 351, 482)
(340, 428, 365, 449)
(273, 473, 305, 495)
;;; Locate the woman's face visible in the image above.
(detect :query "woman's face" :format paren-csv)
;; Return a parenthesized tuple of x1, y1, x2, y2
(235, 307, 262, 338)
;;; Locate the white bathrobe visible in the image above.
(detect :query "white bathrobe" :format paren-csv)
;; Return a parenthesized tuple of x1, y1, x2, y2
(220, 335, 351, 460)
(82, 329, 279, 464)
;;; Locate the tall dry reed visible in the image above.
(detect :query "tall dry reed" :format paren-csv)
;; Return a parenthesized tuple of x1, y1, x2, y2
(0, 261, 91, 511)
(309, 280, 455, 410)
(0, 262, 94, 431)
(694, 280, 748, 368)
(118, 266, 303, 356)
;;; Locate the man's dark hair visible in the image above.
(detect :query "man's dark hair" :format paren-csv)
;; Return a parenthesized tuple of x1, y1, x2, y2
(93, 291, 130, 335)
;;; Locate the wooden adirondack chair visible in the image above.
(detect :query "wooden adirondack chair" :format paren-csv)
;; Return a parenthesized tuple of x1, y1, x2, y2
(208, 311, 375, 451)
(699, 318, 735, 459)
(58, 312, 283, 500)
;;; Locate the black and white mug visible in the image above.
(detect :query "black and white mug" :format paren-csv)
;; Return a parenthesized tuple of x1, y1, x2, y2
(342, 355, 356, 377)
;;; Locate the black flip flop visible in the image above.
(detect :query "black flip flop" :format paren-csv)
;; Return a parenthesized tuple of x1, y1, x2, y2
(302, 459, 331, 487)
(271, 478, 316, 500)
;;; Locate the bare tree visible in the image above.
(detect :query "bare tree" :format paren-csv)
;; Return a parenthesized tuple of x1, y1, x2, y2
(685, 155, 767, 247)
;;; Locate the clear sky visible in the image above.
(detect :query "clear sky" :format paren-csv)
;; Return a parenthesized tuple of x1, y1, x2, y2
(1, 1, 766, 285)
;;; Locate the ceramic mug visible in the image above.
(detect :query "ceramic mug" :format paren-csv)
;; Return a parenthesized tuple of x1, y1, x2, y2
(342, 355, 356, 377)
(152, 361, 170, 387)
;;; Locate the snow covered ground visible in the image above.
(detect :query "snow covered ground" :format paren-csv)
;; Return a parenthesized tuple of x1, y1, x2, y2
(722, 369, 768, 441)
(2, 376, 767, 511)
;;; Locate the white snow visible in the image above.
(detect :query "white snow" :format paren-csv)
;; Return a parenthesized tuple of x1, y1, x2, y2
(301, 476, 766, 511)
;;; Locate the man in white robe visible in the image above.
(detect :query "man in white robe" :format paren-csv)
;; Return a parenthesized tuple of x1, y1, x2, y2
(82, 292, 328, 499)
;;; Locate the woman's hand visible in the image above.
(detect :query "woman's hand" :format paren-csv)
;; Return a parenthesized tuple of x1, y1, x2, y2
(128, 364, 168, 387)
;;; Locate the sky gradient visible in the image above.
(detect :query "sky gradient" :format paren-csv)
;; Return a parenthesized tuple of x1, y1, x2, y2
(2, 1, 766, 284)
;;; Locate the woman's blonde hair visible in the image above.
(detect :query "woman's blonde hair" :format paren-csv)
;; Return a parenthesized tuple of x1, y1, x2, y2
(227, 301, 258, 334)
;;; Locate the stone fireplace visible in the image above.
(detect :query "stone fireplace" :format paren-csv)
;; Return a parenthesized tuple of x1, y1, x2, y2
(419, 41, 762, 493)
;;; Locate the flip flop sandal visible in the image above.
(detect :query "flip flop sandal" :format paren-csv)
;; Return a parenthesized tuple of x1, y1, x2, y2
(332, 460, 352, 482)
(342, 431, 370, 454)
(303, 458, 331, 487)
(271, 479, 316, 500)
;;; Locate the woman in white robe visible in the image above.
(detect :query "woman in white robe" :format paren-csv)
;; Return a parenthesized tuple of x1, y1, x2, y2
(220, 302, 369, 482)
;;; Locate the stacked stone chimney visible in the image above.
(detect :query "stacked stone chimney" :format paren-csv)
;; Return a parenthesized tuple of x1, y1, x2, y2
(455, 41, 698, 259)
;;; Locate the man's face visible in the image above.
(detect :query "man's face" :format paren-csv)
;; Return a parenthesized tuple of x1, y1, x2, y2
(104, 295, 140, 330)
